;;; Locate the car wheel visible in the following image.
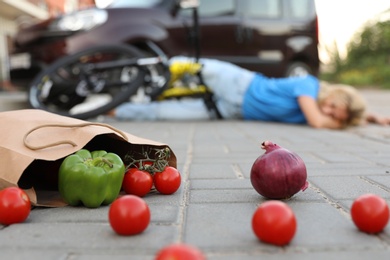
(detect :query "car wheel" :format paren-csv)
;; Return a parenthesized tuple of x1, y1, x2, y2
(285, 62, 312, 77)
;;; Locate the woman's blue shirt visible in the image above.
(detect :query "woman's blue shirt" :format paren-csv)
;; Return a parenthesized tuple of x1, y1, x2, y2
(242, 74, 320, 123)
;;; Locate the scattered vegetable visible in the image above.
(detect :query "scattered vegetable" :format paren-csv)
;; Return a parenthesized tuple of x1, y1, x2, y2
(250, 141, 308, 199)
(154, 166, 181, 195)
(122, 168, 153, 197)
(58, 149, 125, 208)
(351, 193, 390, 234)
(124, 147, 181, 196)
(155, 243, 205, 260)
(252, 200, 297, 246)
(0, 187, 31, 225)
(108, 195, 150, 236)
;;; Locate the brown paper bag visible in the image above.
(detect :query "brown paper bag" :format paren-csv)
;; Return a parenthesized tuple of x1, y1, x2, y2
(0, 109, 177, 207)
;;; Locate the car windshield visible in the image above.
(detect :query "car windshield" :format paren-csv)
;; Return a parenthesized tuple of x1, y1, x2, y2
(108, 0, 164, 8)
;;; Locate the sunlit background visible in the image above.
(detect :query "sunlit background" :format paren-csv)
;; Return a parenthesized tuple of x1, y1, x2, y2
(95, 0, 112, 8)
(315, 0, 390, 64)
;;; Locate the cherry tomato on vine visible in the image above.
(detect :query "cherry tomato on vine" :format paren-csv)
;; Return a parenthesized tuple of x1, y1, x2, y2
(252, 200, 297, 246)
(351, 193, 390, 234)
(122, 168, 153, 197)
(155, 243, 205, 260)
(154, 166, 181, 195)
(0, 187, 31, 225)
(108, 195, 150, 236)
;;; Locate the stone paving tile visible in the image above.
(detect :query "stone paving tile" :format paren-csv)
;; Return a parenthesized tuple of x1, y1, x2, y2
(0, 250, 68, 260)
(365, 176, 390, 191)
(69, 253, 154, 260)
(29, 206, 109, 223)
(310, 152, 370, 163)
(309, 176, 390, 200)
(306, 164, 389, 177)
(287, 202, 382, 248)
(207, 249, 390, 260)
(189, 163, 239, 179)
(29, 203, 181, 224)
(189, 189, 260, 204)
(184, 203, 259, 249)
(0, 223, 179, 251)
(190, 179, 253, 190)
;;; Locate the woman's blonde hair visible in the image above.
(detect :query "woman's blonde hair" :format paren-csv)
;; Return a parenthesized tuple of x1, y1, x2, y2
(318, 82, 367, 127)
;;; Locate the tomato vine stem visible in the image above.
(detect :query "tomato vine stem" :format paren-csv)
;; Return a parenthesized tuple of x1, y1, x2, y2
(124, 147, 171, 174)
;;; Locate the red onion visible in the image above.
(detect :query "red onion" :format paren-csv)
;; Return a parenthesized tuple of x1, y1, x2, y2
(250, 141, 308, 199)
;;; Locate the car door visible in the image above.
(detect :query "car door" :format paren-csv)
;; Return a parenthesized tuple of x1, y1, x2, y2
(237, 0, 319, 77)
(237, 0, 288, 76)
(172, 0, 244, 60)
(196, 0, 242, 59)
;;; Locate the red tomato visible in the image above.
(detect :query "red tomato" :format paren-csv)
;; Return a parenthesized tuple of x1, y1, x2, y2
(153, 166, 181, 195)
(351, 193, 390, 234)
(122, 168, 153, 197)
(108, 195, 150, 236)
(155, 243, 205, 260)
(252, 200, 297, 246)
(0, 187, 31, 225)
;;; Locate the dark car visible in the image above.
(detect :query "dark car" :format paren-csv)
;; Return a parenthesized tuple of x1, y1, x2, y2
(10, 0, 319, 86)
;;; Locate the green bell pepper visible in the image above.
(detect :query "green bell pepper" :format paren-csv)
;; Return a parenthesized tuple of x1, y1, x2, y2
(58, 149, 125, 208)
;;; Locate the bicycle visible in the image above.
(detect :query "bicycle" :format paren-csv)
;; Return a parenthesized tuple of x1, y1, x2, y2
(27, 0, 221, 120)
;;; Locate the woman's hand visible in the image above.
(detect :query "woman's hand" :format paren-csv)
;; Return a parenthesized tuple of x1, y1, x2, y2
(366, 113, 390, 125)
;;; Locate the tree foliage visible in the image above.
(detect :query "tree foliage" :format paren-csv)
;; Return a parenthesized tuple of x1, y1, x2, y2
(322, 10, 390, 88)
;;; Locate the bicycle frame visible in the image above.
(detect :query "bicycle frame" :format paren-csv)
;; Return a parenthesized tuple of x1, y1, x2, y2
(80, 55, 211, 100)
(83, 57, 165, 72)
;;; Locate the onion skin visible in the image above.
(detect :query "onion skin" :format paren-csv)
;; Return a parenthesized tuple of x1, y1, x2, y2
(250, 141, 308, 199)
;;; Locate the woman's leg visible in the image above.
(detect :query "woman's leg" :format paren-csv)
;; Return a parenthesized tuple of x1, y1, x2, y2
(199, 58, 255, 118)
(114, 99, 211, 121)
(199, 58, 255, 102)
(169, 57, 255, 118)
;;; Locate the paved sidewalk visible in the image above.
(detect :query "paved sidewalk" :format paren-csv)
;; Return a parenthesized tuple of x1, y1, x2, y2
(0, 90, 390, 259)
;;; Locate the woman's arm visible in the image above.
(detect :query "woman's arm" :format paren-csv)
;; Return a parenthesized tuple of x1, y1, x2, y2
(297, 96, 344, 129)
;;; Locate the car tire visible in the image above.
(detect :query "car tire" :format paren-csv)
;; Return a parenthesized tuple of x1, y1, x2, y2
(285, 62, 312, 77)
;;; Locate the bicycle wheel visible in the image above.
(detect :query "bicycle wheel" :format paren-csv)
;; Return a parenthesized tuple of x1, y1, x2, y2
(28, 44, 148, 119)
